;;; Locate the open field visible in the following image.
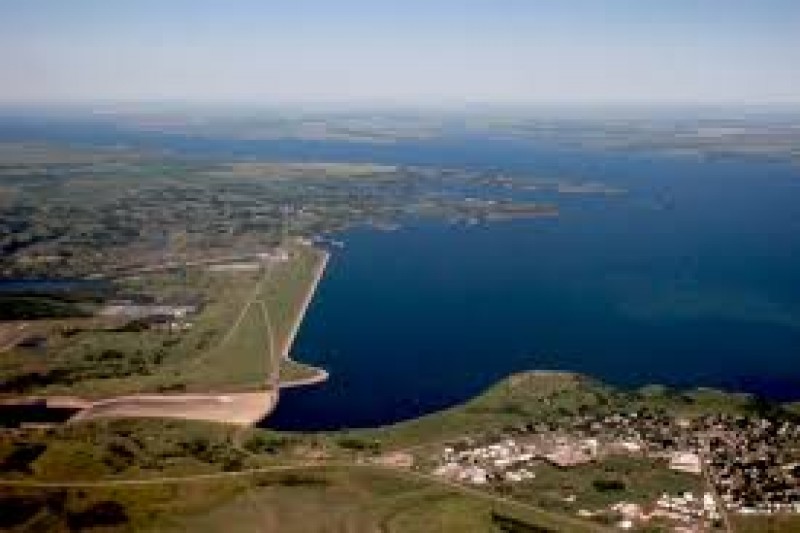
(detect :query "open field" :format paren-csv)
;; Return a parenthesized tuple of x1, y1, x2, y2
(169, 465, 607, 533)
(733, 514, 800, 533)
(1, 243, 328, 426)
(269, 247, 330, 387)
(501, 456, 702, 514)
(0, 268, 257, 398)
(1, 243, 326, 397)
(0, 465, 607, 532)
(67, 244, 328, 424)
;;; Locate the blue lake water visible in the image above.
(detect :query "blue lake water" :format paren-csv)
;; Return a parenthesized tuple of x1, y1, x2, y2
(2, 119, 799, 429)
(267, 151, 800, 429)
(0, 279, 109, 294)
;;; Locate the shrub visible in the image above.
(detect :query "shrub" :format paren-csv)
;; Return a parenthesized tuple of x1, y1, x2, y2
(592, 478, 626, 492)
(67, 501, 129, 529)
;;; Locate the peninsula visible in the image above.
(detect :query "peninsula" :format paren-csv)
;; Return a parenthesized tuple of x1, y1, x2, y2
(2, 241, 330, 426)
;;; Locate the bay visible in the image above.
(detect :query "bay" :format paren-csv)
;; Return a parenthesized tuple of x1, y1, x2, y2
(267, 152, 800, 429)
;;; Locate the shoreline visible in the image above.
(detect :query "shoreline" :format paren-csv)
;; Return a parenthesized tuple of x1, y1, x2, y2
(277, 248, 331, 386)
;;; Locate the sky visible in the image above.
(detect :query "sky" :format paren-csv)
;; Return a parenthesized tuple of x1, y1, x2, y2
(1, 0, 799, 106)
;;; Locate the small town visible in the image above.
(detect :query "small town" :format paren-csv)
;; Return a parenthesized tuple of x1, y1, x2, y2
(428, 409, 800, 531)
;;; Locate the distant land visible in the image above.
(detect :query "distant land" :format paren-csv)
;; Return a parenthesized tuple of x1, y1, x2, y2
(5, 104, 797, 164)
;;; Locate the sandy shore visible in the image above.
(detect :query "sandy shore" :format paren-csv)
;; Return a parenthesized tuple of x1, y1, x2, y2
(70, 392, 277, 426)
(279, 370, 330, 389)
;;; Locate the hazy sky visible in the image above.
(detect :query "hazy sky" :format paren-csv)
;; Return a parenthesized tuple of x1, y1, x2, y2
(1, 0, 799, 106)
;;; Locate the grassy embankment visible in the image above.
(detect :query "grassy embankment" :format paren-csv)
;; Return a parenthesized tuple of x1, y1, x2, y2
(0, 243, 327, 398)
(339, 372, 757, 449)
(257, 243, 328, 384)
(169, 240, 327, 389)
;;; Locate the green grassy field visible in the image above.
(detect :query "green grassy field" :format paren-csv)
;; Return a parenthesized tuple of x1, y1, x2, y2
(172, 302, 271, 391)
(173, 242, 327, 391)
(0, 466, 606, 532)
(0, 419, 254, 483)
(502, 456, 701, 514)
(170, 242, 327, 391)
(0, 243, 327, 397)
(169, 466, 605, 533)
(0, 267, 257, 397)
(258, 244, 325, 359)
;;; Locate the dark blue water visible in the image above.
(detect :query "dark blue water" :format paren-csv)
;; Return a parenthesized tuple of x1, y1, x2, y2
(0, 405, 78, 427)
(0, 279, 109, 294)
(267, 155, 800, 430)
(2, 119, 799, 429)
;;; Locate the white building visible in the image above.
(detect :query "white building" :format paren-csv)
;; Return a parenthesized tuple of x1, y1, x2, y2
(669, 451, 702, 474)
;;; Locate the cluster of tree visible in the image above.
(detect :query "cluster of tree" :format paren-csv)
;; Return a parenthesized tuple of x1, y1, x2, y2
(0, 443, 47, 473)
(0, 494, 128, 531)
(0, 295, 91, 320)
(592, 478, 627, 492)
(491, 511, 556, 533)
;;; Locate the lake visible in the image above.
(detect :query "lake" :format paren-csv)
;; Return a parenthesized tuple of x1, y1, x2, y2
(0, 279, 109, 294)
(267, 151, 800, 430)
(2, 119, 799, 429)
